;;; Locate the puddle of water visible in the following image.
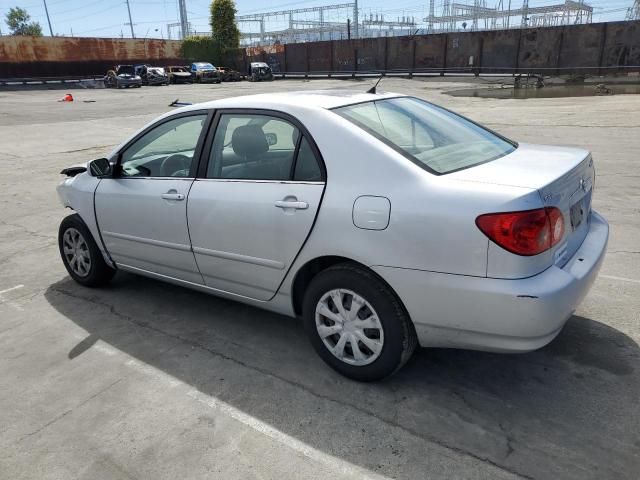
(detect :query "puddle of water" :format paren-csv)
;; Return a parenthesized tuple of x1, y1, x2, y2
(446, 84, 640, 99)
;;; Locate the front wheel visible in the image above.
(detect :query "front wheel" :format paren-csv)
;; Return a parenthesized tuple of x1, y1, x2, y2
(302, 263, 417, 381)
(58, 214, 116, 287)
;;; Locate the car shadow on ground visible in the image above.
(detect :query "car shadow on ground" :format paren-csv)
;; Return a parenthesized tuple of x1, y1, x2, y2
(44, 273, 640, 480)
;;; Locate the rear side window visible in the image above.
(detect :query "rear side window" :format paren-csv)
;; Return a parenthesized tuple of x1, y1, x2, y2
(207, 114, 298, 180)
(294, 137, 323, 181)
(333, 97, 516, 175)
(207, 113, 324, 182)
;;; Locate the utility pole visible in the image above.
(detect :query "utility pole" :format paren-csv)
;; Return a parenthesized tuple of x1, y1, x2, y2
(353, 0, 359, 39)
(125, 0, 135, 37)
(178, 0, 189, 39)
(42, 0, 54, 36)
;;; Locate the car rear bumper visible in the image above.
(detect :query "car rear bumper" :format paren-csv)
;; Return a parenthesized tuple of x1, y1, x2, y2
(373, 211, 609, 353)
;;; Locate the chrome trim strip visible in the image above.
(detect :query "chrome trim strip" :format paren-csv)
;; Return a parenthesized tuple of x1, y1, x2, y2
(192, 246, 285, 270)
(116, 177, 195, 181)
(194, 178, 324, 185)
(103, 231, 192, 252)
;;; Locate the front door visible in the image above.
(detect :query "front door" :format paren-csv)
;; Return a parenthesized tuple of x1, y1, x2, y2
(187, 111, 326, 300)
(95, 112, 209, 283)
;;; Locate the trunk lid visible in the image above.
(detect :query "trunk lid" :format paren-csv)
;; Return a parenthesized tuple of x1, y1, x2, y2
(450, 143, 595, 268)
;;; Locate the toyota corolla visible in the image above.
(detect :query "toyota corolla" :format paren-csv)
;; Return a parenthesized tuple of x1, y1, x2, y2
(56, 90, 608, 381)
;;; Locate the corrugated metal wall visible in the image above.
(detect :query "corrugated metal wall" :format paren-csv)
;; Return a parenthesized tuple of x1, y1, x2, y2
(247, 21, 640, 75)
(1, 21, 639, 78)
(0, 36, 184, 77)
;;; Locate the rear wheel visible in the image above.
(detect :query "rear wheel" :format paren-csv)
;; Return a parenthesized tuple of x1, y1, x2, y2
(58, 214, 116, 287)
(302, 263, 417, 381)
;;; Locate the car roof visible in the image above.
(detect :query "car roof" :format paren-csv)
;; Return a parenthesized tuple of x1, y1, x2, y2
(181, 90, 404, 112)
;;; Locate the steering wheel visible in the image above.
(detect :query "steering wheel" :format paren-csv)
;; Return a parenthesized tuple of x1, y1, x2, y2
(160, 154, 191, 177)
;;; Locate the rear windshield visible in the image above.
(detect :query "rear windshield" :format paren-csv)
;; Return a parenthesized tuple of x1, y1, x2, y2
(333, 97, 516, 175)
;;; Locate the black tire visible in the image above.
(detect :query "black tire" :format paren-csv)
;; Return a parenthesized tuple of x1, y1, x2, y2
(302, 263, 417, 381)
(58, 214, 116, 288)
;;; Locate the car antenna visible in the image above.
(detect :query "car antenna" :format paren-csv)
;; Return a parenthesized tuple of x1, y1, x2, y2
(169, 98, 192, 107)
(366, 75, 384, 94)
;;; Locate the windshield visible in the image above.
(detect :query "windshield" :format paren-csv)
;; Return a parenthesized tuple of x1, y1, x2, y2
(333, 97, 516, 175)
(195, 62, 214, 70)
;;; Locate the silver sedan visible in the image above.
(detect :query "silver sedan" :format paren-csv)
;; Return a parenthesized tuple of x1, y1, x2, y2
(57, 90, 608, 381)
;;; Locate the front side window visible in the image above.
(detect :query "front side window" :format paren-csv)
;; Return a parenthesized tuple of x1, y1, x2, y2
(120, 114, 207, 177)
(333, 97, 516, 175)
(207, 114, 299, 180)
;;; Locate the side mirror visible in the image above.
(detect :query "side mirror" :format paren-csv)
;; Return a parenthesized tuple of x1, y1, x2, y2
(89, 158, 112, 177)
(265, 133, 278, 146)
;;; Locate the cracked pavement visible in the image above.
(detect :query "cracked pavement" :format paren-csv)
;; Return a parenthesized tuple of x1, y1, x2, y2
(1, 79, 639, 479)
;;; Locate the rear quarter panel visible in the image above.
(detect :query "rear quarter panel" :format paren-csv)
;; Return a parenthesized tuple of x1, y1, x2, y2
(279, 108, 543, 294)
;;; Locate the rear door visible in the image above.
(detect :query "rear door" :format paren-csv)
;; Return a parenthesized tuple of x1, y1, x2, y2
(95, 111, 211, 283)
(187, 110, 325, 300)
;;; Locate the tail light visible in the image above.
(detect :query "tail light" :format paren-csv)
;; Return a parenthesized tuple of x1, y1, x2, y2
(476, 207, 565, 256)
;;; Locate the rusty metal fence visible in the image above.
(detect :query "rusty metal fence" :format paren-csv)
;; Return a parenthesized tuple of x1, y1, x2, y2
(1, 21, 639, 80)
(245, 21, 640, 77)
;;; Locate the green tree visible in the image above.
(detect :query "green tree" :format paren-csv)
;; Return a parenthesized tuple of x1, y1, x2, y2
(5, 7, 43, 36)
(210, 0, 240, 51)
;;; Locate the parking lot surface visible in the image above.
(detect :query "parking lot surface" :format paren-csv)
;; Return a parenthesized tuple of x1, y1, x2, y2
(1, 78, 639, 479)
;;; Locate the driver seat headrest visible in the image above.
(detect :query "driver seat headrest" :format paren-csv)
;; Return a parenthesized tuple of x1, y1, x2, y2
(232, 124, 268, 158)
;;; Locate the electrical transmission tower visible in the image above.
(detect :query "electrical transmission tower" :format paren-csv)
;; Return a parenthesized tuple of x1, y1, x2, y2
(178, 0, 189, 39)
(427, 0, 435, 32)
(627, 0, 640, 20)
(237, 3, 356, 45)
(424, 0, 593, 33)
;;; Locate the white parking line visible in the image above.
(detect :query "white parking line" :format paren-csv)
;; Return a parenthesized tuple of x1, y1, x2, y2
(186, 389, 387, 479)
(0, 285, 26, 310)
(123, 355, 386, 478)
(601, 275, 640, 285)
(0, 285, 24, 295)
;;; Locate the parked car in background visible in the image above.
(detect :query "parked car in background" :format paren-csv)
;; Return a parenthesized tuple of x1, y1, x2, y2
(167, 66, 193, 84)
(134, 64, 169, 86)
(104, 65, 142, 89)
(218, 66, 243, 82)
(56, 90, 608, 381)
(248, 62, 274, 81)
(190, 62, 221, 83)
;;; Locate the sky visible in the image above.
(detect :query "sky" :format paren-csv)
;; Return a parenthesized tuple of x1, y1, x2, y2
(0, 0, 635, 39)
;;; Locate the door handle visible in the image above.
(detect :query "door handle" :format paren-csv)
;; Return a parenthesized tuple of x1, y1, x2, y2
(161, 190, 185, 201)
(275, 200, 308, 210)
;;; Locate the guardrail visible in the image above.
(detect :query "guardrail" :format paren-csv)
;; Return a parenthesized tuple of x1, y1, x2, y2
(0, 75, 104, 86)
(273, 65, 640, 78)
(1, 65, 638, 87)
